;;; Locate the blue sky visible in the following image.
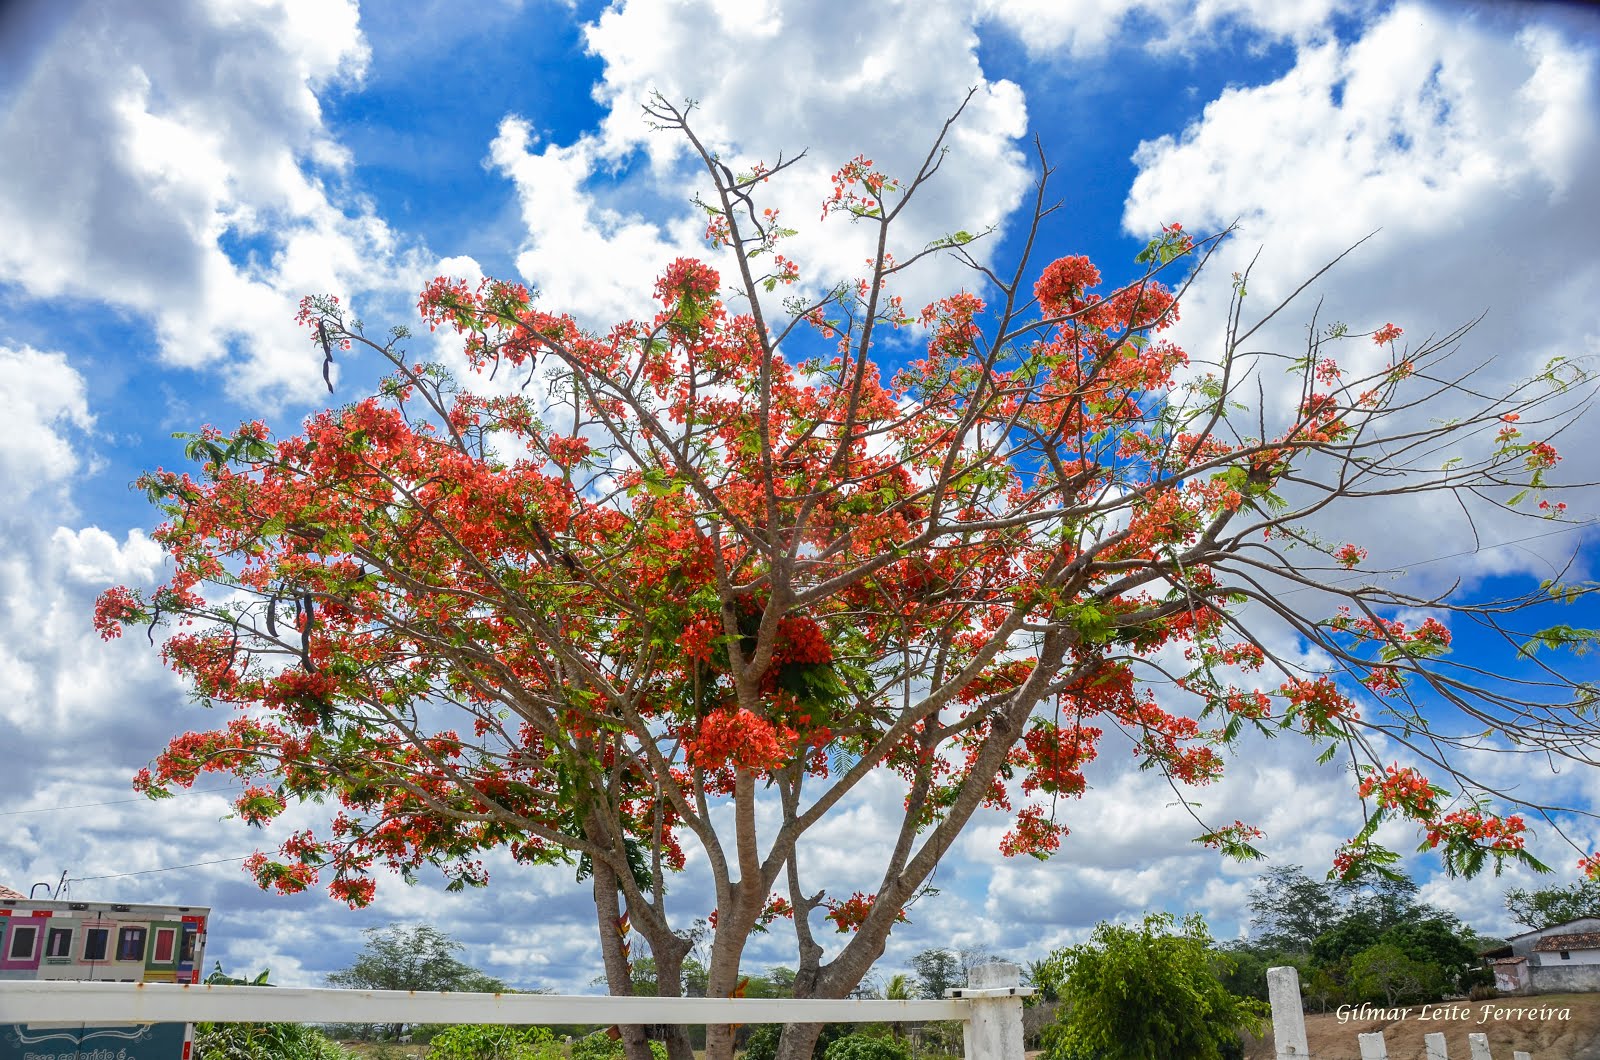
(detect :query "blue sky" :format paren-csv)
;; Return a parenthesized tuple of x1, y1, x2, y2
(2, 0, 1599, 993)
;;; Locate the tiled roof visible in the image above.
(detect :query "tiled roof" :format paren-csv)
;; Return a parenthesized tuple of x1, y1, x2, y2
(0, 884, 26, 900)
(1507, 917, 1600, 940)
(1490, 956, 1529, 965)
(1533, 932, 1600, 952)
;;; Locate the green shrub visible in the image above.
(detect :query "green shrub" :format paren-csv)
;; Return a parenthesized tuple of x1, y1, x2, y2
(193, 965, 351, 1060)
(1041, 913, 1269, 1060)
(740, 1024, 849, 1060)
(427, 1025, 559, 1060)
(193, 1020, 351, 1060)
(569, 1032, 666, 1060)
(821, 1033, 910, 1060)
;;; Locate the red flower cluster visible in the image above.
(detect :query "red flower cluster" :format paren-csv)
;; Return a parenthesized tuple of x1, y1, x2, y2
(823, 891, 907, 933)
(1359, 764, 1440, 819)
(1034, 255, 1102, 315)
(688, 708, 798, 773)
(999, 805, 1065, 859)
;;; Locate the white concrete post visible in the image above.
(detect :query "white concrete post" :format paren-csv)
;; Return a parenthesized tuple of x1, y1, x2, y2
(948, 962, 1031, 1060)
(1467, 1033, 1492, 1060)
(1424, 1031, 1450, 1059)
(1513, 1053, 1531, 1060)
(1358, 1031, 1389, 1059)
(1266, 966, 1310, 1058)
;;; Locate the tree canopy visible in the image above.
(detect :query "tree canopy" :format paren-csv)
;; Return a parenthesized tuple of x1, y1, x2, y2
(1233, 866, 1491, 1010)
(1036, 913, 1267, 1060)
(327, 923, 505, 994)
(99, 92, 1599, 1060)
(327, 924, 505, 1039)
(1505, 879, 1600, 931)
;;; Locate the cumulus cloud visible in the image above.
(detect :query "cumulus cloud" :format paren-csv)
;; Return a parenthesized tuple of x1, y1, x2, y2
(486, 0, 1031, 331)
(0, 345, 95, 498)
(980, 0, 1360, 59)
(0, 0, 423, 404)
(1123, 1, 1600, 588)
(50, 527, 166, 585)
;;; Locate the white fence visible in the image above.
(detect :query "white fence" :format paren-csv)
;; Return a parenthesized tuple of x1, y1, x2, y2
(0, 962, 1030, 1060)
(1268, 966, 1534, 1060)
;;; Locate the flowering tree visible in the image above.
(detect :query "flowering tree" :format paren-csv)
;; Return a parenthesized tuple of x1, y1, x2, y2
(98, 94, 1598, 1060)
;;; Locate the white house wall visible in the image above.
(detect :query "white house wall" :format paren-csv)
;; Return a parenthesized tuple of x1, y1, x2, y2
(1507, 918, 1600, 958)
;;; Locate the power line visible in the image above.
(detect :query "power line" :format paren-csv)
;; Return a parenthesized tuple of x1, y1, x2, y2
(1387, 519, 1593, 570)
(1276, 519, 1595, 596)
(0, 786, 240, 817)
(68, 857, 251, 884)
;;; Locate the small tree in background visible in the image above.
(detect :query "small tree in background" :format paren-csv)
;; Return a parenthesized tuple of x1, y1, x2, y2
(1038, 913, 1267, 1060)
(326, 924, 505, 1039)
(1247, 865, 1340, 955)
(101, 89, 1600, 1060)
(1348, 942, 1441, 1007)
(908, 949, 962, 1000)
(1505, 879, 1600, 930)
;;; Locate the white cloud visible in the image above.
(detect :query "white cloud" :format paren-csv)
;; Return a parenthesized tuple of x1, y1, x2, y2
(1123, 1, 1600, 588)
(0, 0, 424, 403)
(0, 346, 95, 498)
(488, 0, 1031, 330)
(979, 0, 1358, 59)
(50, 527, 167, 586)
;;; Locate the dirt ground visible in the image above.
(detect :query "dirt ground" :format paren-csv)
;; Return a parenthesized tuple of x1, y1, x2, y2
(1243, 992, 1600, 1059)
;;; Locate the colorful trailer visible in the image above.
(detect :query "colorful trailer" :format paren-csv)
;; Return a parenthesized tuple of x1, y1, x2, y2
(0, 895, 208, 1060)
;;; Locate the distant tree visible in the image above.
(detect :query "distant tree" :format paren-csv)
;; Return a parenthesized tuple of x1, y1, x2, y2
(878, 974, 917, 1044)
(1214, 943, 1272, 1001)
(1303, 965, 1346, 1015)
(1023, 957, 1061, 1003)
(1348, 943, 1442, 1007)
(1384, 916, 1477, 990)
(1312, 914, 1382, 967)
(909, 949, 962, 1000)
(1248, 866, 1338, 954)
(1505, 879, 1600, 930)
(1345, 873, 1422, 934)
(327, 924, 505, 1038)
(1041, 913, 1268, 1060)
(765, 966, 799, 996)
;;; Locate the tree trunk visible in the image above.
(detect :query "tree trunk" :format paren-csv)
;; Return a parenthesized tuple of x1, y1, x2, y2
(774, 1022, 825, 1060)
(647, 928, 697, 1060)
(593, 862, 656, 1060)
(705, 1019, 736, 1060)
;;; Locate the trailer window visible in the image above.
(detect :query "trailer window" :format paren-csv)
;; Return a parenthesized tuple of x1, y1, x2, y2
(45, 926, 73, 958)
(116, 926, 147, 961)
(7, 925, 38, 961)
(83, 927, 109, 961)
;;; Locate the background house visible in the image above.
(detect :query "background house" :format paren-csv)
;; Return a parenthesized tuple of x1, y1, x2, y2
(1493, 918, 1600, 993)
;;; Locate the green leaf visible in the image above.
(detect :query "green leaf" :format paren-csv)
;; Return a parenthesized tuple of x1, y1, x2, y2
(1519, 624, 1600, 658)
